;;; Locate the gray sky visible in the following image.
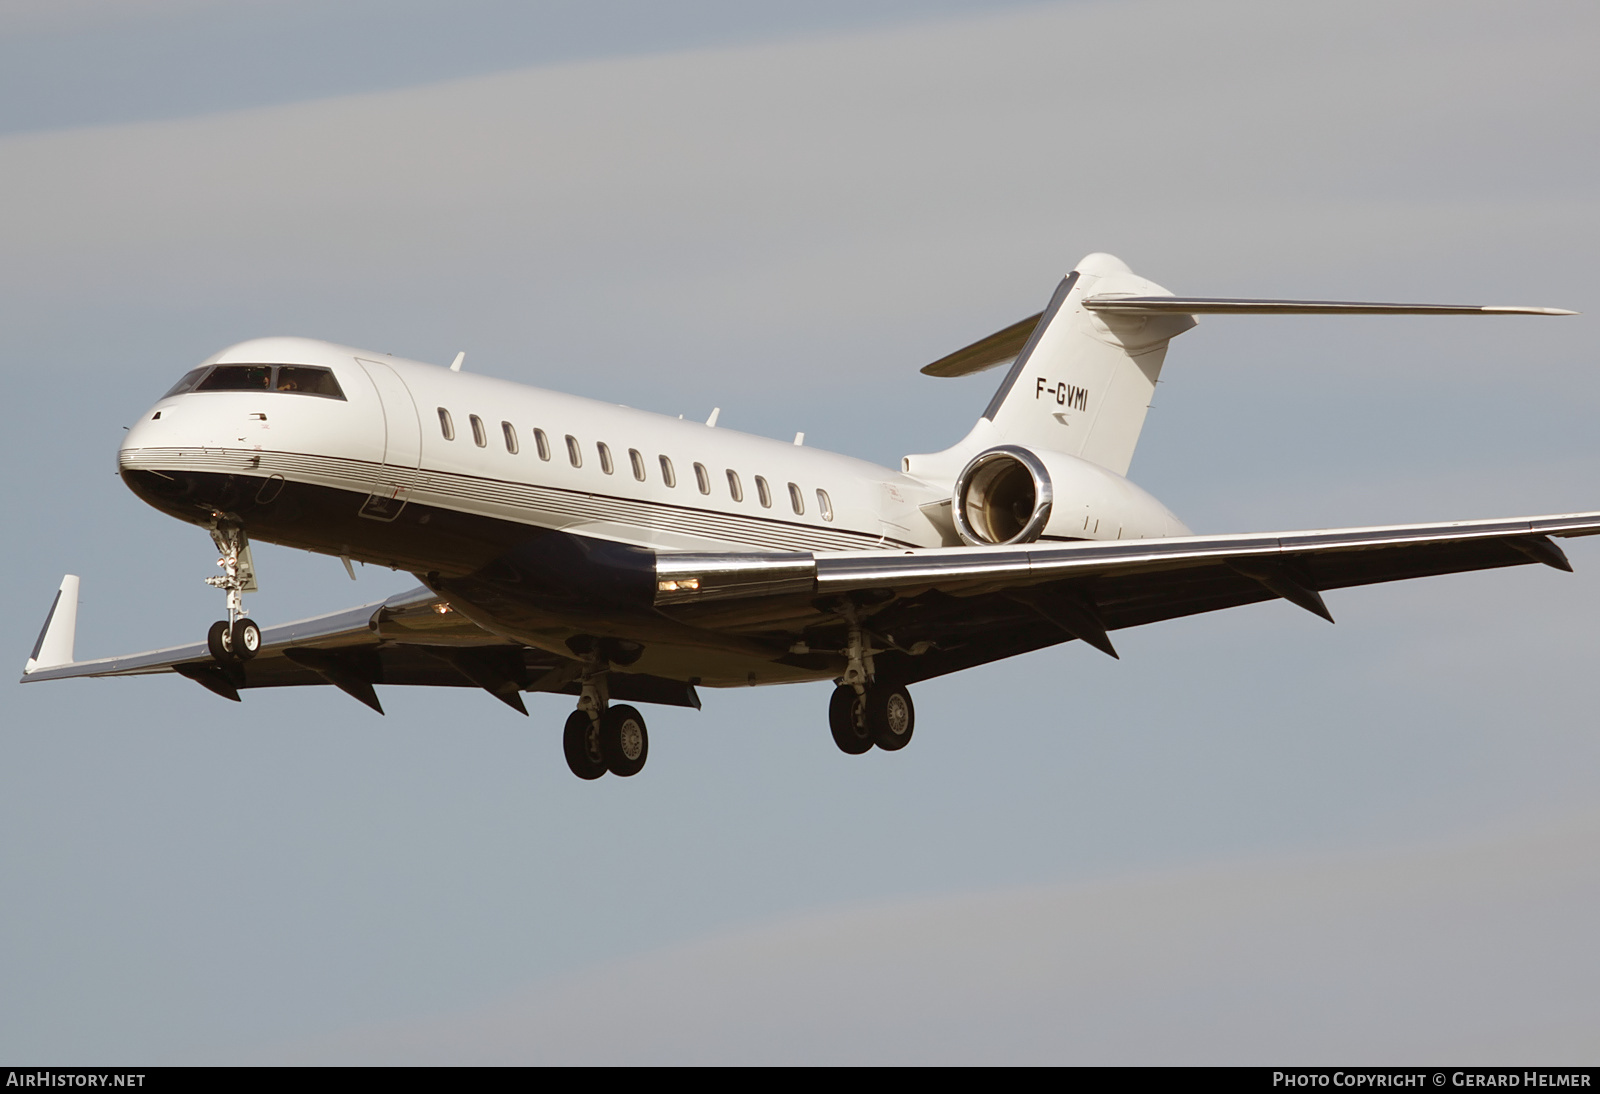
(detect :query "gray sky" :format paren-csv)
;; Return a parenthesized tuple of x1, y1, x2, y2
(3, 0, 1598, 1063)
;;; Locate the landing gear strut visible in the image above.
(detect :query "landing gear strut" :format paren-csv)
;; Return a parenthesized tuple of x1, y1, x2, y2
(203, 521, 260, 664)
(827, 609, 915, 755)
(561, 646, 649, 780)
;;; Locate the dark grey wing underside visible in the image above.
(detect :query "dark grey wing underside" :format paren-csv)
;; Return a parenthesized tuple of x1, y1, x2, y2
(652, 512, 1600, 683)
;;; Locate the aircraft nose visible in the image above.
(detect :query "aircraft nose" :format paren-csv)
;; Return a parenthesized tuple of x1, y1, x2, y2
(121, 406, 166, 455)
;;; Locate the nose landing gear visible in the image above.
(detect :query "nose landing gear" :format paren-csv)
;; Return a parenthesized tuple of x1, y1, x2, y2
(203, 521, 260, 665)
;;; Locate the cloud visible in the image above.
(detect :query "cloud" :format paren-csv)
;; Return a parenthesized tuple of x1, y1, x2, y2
(270, 808, 1600, 1064)
(3, 0, 1594, 355)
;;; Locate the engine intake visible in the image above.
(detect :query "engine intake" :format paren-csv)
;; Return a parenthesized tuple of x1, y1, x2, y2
(952, 446, 1053, 545)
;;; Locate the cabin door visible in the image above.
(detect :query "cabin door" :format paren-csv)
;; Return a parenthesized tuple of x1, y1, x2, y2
(355, 358, 423, 521)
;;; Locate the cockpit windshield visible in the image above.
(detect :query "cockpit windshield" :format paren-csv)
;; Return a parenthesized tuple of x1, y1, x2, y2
(165, 364, 346, 401)
(197, 365, 273, 391)
(162, 367, 209, 398)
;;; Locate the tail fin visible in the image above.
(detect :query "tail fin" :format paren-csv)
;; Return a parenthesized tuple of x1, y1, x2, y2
(980, 253, 1194, 476)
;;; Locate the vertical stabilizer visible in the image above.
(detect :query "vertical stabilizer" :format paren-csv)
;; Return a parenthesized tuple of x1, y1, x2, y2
(981, 253, 1195, 476)
(25, 575, 79, 674)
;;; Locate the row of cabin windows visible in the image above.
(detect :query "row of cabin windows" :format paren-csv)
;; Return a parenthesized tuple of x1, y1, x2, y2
(437, 407, 834, 521)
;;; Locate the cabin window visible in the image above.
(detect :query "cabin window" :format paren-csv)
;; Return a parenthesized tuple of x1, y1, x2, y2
(629, 448, 646, 482)
(817, 488, 834, 521)
(438, 408, 455, 440)
(534, 428, 551, 461)
(659, 456, 676, 488)
(726, 470, 743, 502)
(501, 421, 518, 454)
(755, 475, 772, 508)
(565, 435, 582, 467)
(469, 414, 487, 447)
(597, 442, 614, 475)
(694, 462, 710, 494)
(788, 482, 804, 515)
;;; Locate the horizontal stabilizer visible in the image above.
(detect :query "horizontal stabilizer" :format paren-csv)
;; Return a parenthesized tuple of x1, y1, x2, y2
(920, 291, 1574, 379)
(1082, 296, 1577, 316)
(920, 312, 1044, 378)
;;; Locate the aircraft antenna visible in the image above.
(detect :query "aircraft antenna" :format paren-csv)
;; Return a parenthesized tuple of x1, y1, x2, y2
(450, 352, 465, 372)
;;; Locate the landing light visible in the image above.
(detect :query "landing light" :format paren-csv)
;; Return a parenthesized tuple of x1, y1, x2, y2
(657, 578, 701, 592)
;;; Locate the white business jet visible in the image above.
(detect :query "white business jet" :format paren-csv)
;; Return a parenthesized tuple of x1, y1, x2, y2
(21, 253, 1594, 780)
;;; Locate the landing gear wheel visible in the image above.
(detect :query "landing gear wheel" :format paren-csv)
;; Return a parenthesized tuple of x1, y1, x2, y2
(828, 685, 873, 755)
(865, 684, 914, 751)
(231, 618, 261, 661)
(601, 705, 649, 777)
(207, 620, 234, 664)
(563, 710, 607, 780)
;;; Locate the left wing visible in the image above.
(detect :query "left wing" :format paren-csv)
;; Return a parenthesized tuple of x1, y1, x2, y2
(20, 583, 700, 713)
(653, 511, 1600, 680)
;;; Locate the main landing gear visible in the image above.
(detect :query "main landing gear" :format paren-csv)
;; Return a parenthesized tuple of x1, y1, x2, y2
(829, 683, 914, 754)
(560, 647, 649, 780)
(203, 521, 260, 665)
(826, 609, 915, 756)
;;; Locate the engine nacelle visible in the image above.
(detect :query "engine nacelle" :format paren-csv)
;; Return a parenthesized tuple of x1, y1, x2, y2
(951, 445, 1190, 546)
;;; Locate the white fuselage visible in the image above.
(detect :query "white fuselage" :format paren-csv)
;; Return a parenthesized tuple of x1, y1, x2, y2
(121, 337, 959, 560)
(110, 335, 1194, 689)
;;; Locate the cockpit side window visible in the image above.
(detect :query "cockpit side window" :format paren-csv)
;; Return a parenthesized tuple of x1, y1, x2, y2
(274, 366, 344, 399)
(183, 364, 346, 400)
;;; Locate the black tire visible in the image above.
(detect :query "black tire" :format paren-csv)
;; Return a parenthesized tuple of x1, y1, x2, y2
(828, 685, 873, 755)
(562, 710, 607, 780)
(231, 618, 261, 661)
(207, 620, 234, 664)
(601, 705, 649, 777)
(865, 684, 914, 751)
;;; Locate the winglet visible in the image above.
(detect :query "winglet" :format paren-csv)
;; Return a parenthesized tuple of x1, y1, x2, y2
(24, 575, 79, 675)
